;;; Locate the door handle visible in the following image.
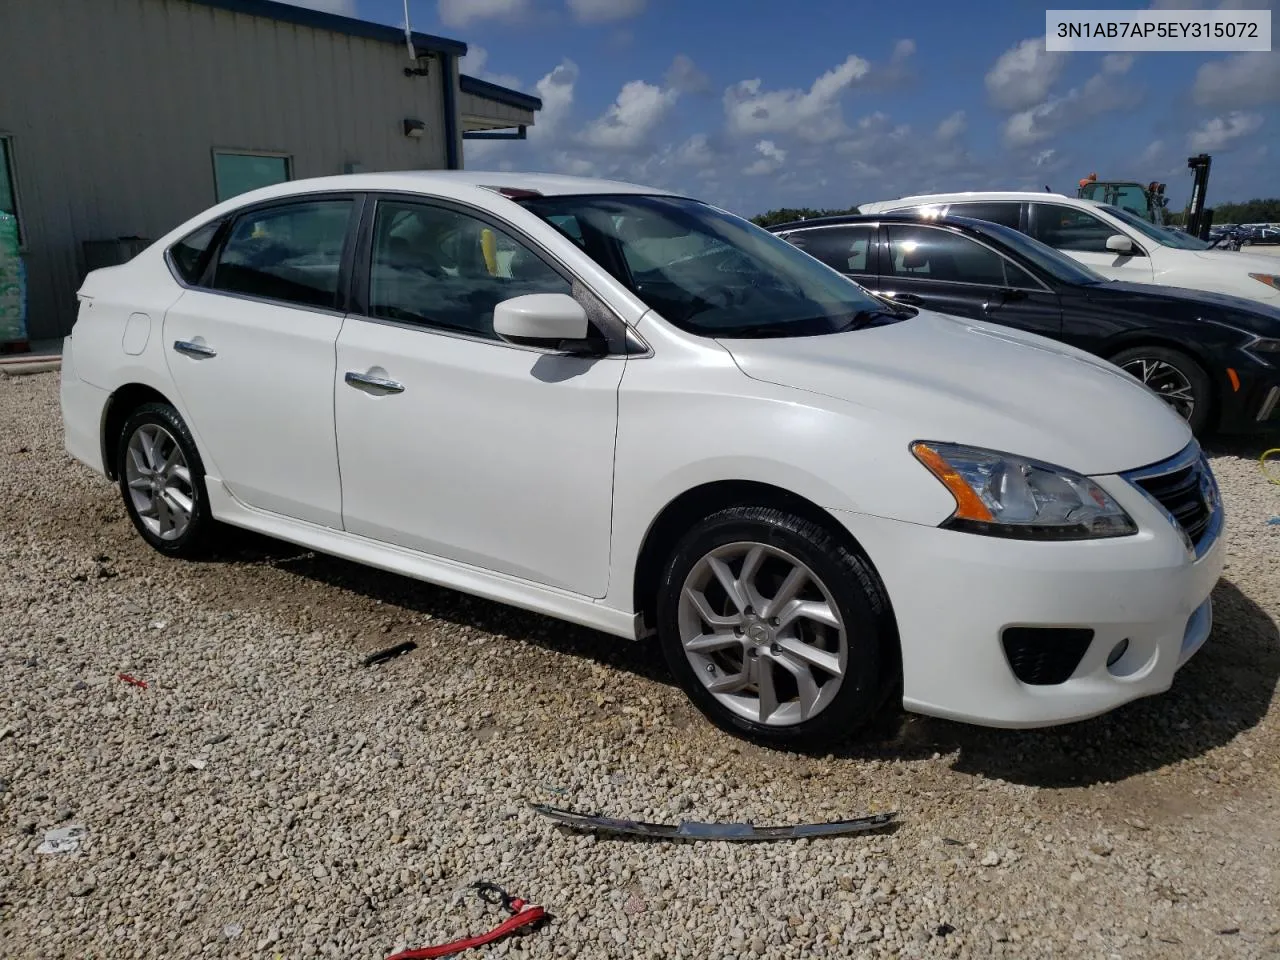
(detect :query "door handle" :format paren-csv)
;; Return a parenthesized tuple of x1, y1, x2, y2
(173, 339, 217, 358)
(344, 371, 405, 394)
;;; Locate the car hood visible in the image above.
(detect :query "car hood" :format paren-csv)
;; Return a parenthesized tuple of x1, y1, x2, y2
(1079, 280, 1280, 336)
(1190, 248, 1280, 273)
(718, 310, 1191, 477)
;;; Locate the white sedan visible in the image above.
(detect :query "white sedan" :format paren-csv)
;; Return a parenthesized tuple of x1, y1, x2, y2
(60, 172, 1226, 746)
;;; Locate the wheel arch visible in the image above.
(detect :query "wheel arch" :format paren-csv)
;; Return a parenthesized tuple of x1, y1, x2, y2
(101, 383, 178, 480)
(631, 479, 899, 656)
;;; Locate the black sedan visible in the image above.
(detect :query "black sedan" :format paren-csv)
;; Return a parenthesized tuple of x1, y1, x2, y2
(767, 213, 1280, 436)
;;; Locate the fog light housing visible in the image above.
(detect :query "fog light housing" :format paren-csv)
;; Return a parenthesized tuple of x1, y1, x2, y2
(1106, 638, 1130, 668)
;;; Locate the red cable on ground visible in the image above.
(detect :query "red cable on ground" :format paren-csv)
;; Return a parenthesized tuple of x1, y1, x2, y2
(384, 897, 547, 960)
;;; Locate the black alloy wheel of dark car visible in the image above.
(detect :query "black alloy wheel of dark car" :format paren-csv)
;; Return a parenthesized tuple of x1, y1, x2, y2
(1108, 345, 1213, 435)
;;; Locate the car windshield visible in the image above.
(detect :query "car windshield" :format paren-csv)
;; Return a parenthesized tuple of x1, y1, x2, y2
(1097, 204, 1212, 250)
(515, 194, 906, 337)
(975, 220, 1110, 286)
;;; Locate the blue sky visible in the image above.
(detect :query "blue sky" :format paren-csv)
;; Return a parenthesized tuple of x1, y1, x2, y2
(294, 0, 1279, 216)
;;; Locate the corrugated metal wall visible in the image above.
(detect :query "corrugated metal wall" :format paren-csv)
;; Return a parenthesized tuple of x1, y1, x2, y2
(458, 92, 532, 130)
(0, 0, 454, 339)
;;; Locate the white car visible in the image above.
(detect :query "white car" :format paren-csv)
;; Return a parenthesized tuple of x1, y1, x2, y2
(60, 172, 1225, 746)
(857, 192, 1280, 306)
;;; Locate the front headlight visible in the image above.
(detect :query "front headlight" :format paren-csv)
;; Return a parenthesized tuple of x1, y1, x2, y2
(1249, 273, 1280, 292)
(911, 441, 1138, 540)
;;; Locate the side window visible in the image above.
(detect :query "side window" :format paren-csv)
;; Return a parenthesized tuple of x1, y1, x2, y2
(170, 220, 222, 285)
(945, 202, 1021, 230)
(886, 225, 1008, 286)
(789, 226, 875, 274)
(1031, 203, 1117, 253)
(368, 200, 571, 339)
(211, 200, 353, 309)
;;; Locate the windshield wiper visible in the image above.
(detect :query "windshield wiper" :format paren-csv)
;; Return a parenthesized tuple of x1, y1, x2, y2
(837, 307, 913, 331)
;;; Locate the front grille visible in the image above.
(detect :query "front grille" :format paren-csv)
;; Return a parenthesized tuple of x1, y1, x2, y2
(1001, 627, 1095, 685)
(1131, 458, 1213, 545)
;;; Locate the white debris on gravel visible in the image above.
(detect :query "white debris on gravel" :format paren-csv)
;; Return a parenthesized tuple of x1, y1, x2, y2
(2, 371, 1279, 959)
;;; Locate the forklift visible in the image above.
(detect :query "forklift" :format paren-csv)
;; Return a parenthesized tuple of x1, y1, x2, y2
(1076, 153, 1215, 239)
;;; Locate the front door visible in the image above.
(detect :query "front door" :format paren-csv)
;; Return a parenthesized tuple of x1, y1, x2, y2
(334, 197, 623, 598)
(1028, 202, 1155, 283)
(879, 223, 1063, 339)
(162, 196, 358, 528)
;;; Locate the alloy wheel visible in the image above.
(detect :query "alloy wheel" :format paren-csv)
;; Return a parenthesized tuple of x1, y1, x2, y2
(1121, 357, 1196, 423)
(676, 541, 848, 727)
(123, 423, 196, 541)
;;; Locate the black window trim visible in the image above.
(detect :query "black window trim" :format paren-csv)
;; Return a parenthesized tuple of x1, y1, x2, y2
(348, 191, 641, 359)
(883, 223, 1055, 294)
(1028, 201, 1149, 259)
(784, 223, 880, 277)
(938, 200, 1028, 233)
(164, 191, 367, 318)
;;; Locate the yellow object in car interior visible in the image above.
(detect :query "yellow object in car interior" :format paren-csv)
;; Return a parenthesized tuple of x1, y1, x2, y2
(481, 228, 498, 276)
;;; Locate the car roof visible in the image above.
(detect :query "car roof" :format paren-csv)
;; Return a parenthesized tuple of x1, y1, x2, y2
(203, 170, 683, 211)
(766, 212, 1009, 234)
(859, 191, 1105, 210)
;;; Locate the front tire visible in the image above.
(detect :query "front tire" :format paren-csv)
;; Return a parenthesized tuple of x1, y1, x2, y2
(1111, 345, 1212, 435)
(656, 506, 897, 747)
(117, 402, 218, 558)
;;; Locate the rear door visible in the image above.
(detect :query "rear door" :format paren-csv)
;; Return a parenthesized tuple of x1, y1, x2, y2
(162, 194, 360, 528)
(880, 223, 1062, 337)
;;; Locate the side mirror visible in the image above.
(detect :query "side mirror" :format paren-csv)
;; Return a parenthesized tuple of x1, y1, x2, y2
(493, 293, 597, 353)
(1106, 234, 1135, 254)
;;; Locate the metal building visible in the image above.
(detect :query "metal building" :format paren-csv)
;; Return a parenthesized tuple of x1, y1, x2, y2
(0, 0, 541, 342)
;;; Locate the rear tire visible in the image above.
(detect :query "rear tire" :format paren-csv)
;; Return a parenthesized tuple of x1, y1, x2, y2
(1110, 345, 1212, 435)
(117, 403, 219, 558)
(656, 505, 897, 748)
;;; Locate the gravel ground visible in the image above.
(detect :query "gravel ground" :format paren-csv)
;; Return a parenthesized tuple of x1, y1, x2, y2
(2, 370, 1279, 960)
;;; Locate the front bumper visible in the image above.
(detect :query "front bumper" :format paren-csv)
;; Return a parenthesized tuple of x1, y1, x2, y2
(1217, 364, 1280, 434)
(835, 449, 1226, 728)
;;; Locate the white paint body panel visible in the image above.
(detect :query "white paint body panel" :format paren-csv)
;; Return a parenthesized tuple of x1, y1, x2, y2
(859, 191, 1280, 307)
(58, 171, 1226, 730)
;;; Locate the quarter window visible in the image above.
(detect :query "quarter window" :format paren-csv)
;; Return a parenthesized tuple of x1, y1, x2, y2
(1030, 203, 1118, 253)
(368, 200, 571, 339)
(886, 225, 1009, 286)
(211, 200, 354, 309)
(788, 226, 875, 274)
(170, 220, 222, 285)
(213, 151, 292, 203)
(944, 202, 1021, 230)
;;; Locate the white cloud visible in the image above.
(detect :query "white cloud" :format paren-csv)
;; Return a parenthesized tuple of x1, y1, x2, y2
(1032, 148, 1057, 168)
(665, 54, 711, 95)
(552, 152, 599, 177)
(459, 46, 521, 89)
(724, 55, 871, 143)
(743, 140, 787, 176)
(1002, 57, 1141, 147)
(935, 110, 966, 141)
(1138, 139, 1167, 164)
(892, 39, 916, 61)
(566, 0, 646, 22)
(529, 60, 579, 142)
(280, 0, 357, 12)
(1193, 52, 1280, 107)
(985, 37, 1068, 111)
(1188, 111, 1264, 151)
(674, 133, 715, 166)
(579, 79, 679, 150)
(438, 0, 528, 28)
(1101, 53, 1135, 74)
